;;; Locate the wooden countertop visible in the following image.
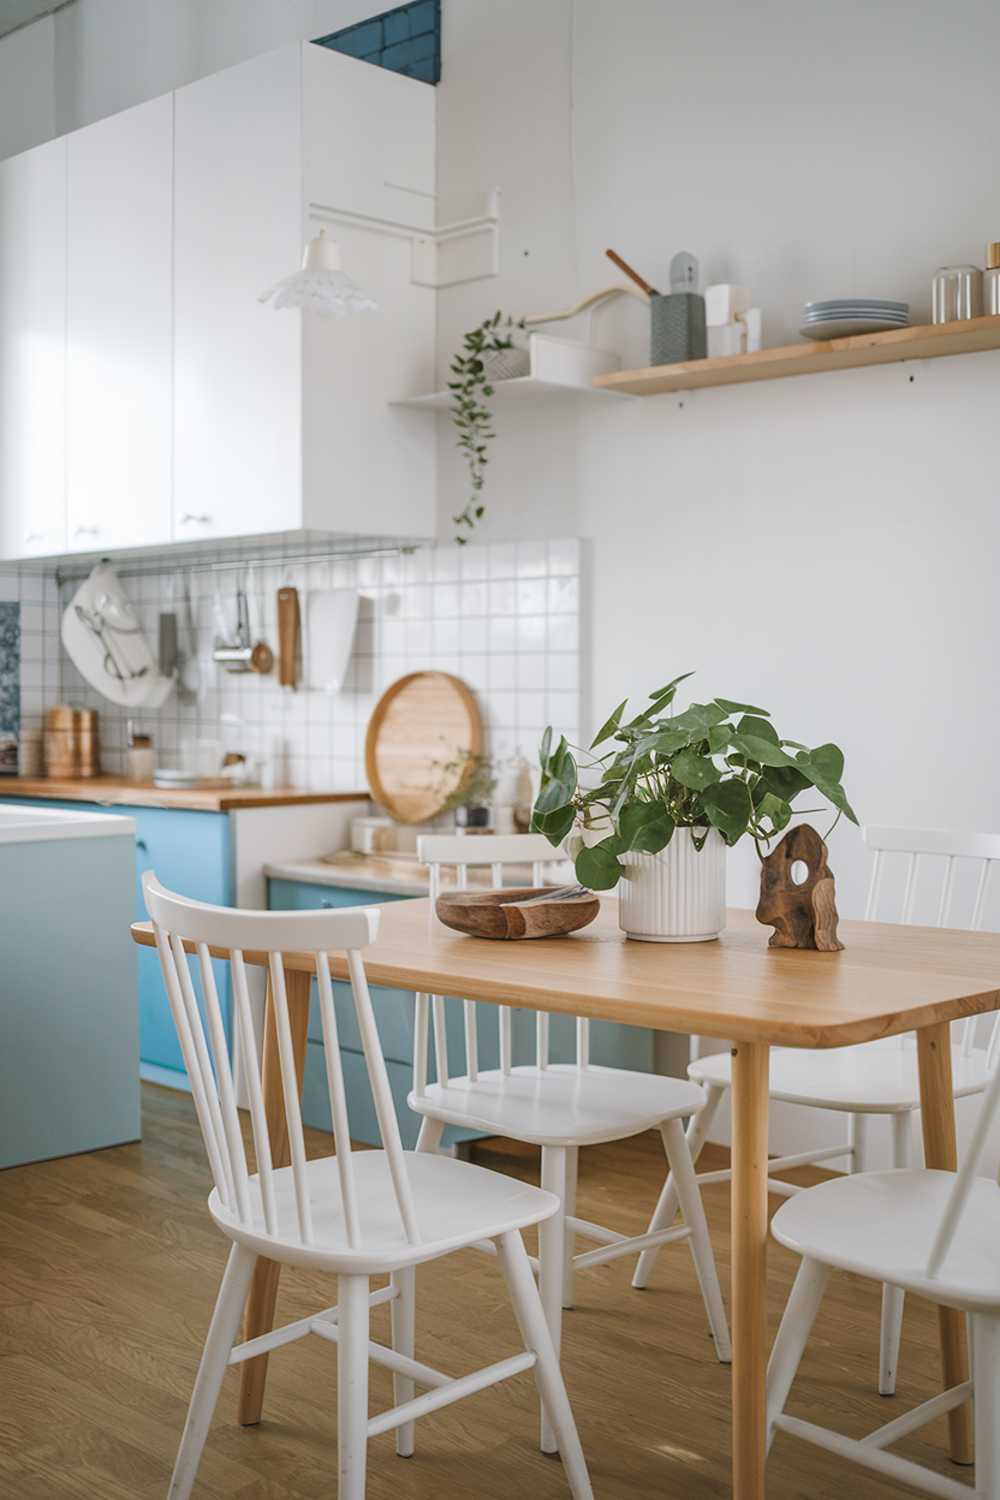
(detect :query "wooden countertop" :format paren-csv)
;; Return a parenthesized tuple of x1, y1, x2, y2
(133, 897, 1000, 1047)
(0, 776, 368, 814)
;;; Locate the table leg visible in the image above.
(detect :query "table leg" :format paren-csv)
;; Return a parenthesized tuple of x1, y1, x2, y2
(916, 1022, 975, 1465)
(237, 966, 312, 1427)
(731, 1041, 770, 1499)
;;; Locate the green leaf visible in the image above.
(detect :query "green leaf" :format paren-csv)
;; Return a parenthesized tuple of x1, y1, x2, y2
(755, 791, 792, 836)
(575, 839, 623, 891)
(590, 698, 628, 750)
(702, 779, 753, 842)
(707, 723, 732, 755)
(736, 714, 779, 744)
(530, 802, 576, 846)
(538, 725, 553, 769)
(715, 698, 771, 716)
(649, 671, 695, 699)
(632, 727, 691, 757)
(671, 749, 723, 791)
(794, 749, 859, 825)
(809, 742, 845, 784)
(619, 799, 675, 854)
(755, 763, 811, 804)
(728, 733, 796, 769)
(669, 701, 729, 737)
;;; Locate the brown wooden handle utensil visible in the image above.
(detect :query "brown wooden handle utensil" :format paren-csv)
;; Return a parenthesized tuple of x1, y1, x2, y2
(277, 586, 300, 688)
(605, 247, 659, 298)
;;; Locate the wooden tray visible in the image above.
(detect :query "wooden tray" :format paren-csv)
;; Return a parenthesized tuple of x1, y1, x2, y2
(435, 886, 600, 940)
(365, 671, 482, 824)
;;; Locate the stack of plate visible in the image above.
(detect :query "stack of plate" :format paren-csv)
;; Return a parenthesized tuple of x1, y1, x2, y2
(800, 299, 910, 340)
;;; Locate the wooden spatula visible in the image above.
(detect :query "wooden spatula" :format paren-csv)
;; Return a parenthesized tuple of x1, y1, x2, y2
(277, 586, 300, 689)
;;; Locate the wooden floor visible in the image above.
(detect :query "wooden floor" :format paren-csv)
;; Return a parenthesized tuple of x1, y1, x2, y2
(0, 1085, 971, 1499)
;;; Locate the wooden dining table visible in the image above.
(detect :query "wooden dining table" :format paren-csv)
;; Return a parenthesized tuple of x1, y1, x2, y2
(132, 897, 1000, 1498)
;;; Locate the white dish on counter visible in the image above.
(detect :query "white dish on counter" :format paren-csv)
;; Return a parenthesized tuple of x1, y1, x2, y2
(800, 316, 911, 340)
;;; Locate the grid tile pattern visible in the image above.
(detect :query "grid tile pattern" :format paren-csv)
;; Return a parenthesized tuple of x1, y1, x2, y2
(7, 537, 582, 794)
(314, 0, 441, 85)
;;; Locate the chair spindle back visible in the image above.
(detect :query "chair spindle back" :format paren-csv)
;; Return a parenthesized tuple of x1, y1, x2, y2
(143, 871, 419, 1251)
(416, 833, 581, 1090)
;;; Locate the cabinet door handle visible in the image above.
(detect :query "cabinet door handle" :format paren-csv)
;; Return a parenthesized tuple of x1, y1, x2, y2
(179, 513, 211, 525)
(74, 524, 100, 536)
(24, 531, 45, 544)
(136, 838, 148, 852)
(321, 898, 334, 908)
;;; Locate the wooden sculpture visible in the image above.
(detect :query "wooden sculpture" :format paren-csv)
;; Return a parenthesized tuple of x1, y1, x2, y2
(756, 823, 844, 951)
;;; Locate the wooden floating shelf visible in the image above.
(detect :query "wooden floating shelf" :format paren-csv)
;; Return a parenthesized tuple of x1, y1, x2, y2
(593, 315, 1000, 396)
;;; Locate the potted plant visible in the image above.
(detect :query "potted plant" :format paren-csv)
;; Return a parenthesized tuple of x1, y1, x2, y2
(531, 672, 857, 942)
(449, 312, 526, 542)
(438, 750, 499, 830)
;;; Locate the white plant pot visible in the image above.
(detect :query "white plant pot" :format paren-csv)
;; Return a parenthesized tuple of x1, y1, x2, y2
(618, 830, 727, 942)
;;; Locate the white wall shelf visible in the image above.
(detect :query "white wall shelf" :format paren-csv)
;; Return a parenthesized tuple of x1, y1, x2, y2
(392, 332, 632, 408)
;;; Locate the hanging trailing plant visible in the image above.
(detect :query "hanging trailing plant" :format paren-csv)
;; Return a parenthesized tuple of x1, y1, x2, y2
(449, 311, 526, 542)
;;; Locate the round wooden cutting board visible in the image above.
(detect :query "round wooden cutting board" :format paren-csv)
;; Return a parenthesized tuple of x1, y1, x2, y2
(364, 671, 483, 824)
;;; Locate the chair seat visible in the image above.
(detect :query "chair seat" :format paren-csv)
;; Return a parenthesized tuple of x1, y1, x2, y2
(689, 1040, 991, 1113)
(209, 1150, 558, 1275)
(771, 1168, 1000, 1312)
(408, 1063, 706, 1147)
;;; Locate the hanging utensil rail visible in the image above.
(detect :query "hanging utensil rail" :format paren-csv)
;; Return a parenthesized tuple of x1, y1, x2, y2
(54, 542, 417, 589)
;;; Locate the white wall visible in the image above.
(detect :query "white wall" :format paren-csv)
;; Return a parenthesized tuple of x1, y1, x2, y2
(0, 13, 55, 156)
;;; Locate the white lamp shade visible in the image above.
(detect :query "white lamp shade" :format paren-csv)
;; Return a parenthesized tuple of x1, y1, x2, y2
(258, 228, 379, 318)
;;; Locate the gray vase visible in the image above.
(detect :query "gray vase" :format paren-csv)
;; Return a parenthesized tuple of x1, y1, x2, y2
(650, 291, 707, 365)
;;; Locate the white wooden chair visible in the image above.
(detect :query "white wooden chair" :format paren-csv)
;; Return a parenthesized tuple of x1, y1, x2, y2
(765, 1030, 1000, 1497)
(634, 824, 1000, 1398)
(142, 871, 593, 1500)
(411, 833, 731, 1455)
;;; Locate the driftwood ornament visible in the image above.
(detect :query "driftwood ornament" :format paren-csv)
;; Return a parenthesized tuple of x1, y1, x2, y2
(756, 824, 844, 951)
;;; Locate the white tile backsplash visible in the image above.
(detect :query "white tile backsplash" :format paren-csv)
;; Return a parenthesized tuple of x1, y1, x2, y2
(1, 537, 582, 794)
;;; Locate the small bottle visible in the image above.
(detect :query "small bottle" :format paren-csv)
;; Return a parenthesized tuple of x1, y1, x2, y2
(126, 721, 156, 782)
(985, 243, 1000, 316)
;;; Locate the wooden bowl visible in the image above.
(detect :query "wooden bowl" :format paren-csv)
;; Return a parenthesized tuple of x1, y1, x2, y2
(435, 886, 600, 940)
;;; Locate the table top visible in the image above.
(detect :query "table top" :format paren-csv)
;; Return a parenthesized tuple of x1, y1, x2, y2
(2, 775, 367, 813)
(131, 896, 1000, 1049)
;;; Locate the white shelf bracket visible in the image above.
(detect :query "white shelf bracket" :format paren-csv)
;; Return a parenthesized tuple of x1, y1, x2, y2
(309, 187, 500, 292)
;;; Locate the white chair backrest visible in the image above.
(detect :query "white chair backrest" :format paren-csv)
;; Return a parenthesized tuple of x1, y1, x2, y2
(142, 872, 419, 1251)
(864, 825, 1000, 1063)
(415, 833, 584, 1088)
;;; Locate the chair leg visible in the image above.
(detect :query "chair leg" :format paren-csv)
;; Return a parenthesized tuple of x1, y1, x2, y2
(974, 1314, 1000, 1497)
(766, 1256, 830, 1454)
(632, 1082, 724, 1290)
(539, 1145, 568, 1454)
(337, 1274, 370, 1500)
(496, 1230, 594, 1500)
(168, 1243, 258, 1500)
(415, 1116, 444, 1153)
(563, 1146, 579, 1310)
(390, 1266, 416, 1457)
(879, 1112, 911, 1396)
(660, 1117, 732, 1363)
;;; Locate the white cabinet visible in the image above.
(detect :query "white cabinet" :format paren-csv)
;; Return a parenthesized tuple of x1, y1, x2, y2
(66, 94, 173, 552)
(175, 43, 436, 544)
(0, 138, 67, 559)
(173, 47, 303, 544)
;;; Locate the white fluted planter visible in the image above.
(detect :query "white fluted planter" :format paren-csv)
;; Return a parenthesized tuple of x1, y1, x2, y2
(618, 830, 727, 942)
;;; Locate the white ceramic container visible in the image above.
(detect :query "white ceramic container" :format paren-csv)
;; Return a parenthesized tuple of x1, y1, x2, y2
(618, 829, 726, 942)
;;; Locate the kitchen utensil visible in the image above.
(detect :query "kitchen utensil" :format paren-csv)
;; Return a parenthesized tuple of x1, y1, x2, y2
(650, 252, 707, 364)
(44, 705, 100, 779)
(277, 585, 300, 688)
(245, 564, 274, 674)
(932, 265, 982, 324)
(307, 588, 359, 693)
(985, 243, 1000, 315)
(604, 247, 659, 297)
(61, 563, 171, 708)
(435, 885, 600, 940)
(158, 611, 179, 677)
(365, 670, 482, 824)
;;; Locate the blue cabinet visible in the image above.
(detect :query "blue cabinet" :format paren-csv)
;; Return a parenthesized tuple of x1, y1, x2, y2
(3, 797, 233, 1079)
(268, 875, 654, 1149)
